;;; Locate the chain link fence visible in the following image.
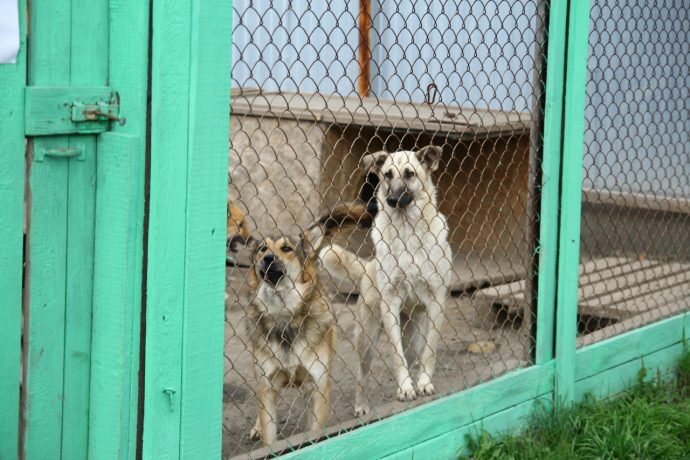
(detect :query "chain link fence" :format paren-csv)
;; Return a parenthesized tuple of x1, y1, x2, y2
(223, 1, 546, 457)
(577, 0, 690, 346)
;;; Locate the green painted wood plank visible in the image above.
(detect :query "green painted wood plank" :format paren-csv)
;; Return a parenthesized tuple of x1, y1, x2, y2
(0, 1, 27, 458)
(24, 153, 69, 458)
(575, 312, 689, 381)
(144, 0, 231, 457)
(105, 0, 151, 456)
(280, 364, 554, 460)
(574, 342, 686, 401)
(144, 0, 193, 456)
(24, 0, 72, 456)
(382, 395, 551, 460)
(178, 0, 231, 457)
(61, 0, 109, 456)
(89, 133, 142, 460)
(554, 0, 592, 405)
(62, 138, 96, 460)
(533, 0, 569, 365)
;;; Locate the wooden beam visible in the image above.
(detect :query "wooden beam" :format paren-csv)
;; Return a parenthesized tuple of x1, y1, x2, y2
(554, 0, 592, 405)
(533, 0, 569, 365)
(143, 0, 231, 457)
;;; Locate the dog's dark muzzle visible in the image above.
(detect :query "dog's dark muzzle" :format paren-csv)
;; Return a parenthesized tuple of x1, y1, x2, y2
(259, 254, 286, 285)
(386, 191, 413, 209)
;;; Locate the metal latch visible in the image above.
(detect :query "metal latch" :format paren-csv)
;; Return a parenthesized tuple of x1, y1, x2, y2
(25, 86, 125, 136)
(71, 95, 126, 126)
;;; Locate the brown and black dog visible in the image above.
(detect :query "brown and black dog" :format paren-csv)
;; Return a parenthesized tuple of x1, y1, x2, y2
(245, 232, 335, 446)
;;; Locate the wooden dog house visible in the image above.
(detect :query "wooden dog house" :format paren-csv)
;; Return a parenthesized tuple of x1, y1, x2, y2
(229, 90, 533, 292)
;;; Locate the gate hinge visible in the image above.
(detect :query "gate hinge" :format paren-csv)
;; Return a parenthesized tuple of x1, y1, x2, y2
(25, 86, 126, 136)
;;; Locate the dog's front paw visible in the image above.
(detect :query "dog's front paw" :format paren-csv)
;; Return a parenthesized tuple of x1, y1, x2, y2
(354, 404, 370, 418)
(397, 383, 417, 402)
(417, 374, 435, 396)
(417, 381, 435, 396)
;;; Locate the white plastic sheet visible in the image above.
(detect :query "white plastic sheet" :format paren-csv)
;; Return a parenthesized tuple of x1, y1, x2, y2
(0, 0, 20, 64)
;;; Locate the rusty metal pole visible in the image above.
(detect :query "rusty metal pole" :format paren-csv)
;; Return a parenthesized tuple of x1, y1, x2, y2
(357, 0, 371, 97)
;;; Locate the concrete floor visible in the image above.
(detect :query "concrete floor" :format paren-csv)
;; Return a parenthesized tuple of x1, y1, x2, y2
(222, 265, 528, 459)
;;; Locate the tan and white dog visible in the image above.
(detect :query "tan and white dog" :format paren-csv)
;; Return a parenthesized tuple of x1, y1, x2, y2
(318, 146, 452, 415)
(246, 232, 335, 445)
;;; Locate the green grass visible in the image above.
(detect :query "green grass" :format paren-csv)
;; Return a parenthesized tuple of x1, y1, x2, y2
(463, 349, 690, 460)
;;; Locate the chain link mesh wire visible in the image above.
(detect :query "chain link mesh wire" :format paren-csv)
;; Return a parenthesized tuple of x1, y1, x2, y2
(577, 0, 690, 346)
(223, 1, 547, 457)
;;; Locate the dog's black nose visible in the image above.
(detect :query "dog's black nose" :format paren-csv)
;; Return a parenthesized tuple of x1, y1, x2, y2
(387, 191, 413, 209)
(262, 254, 275, 265)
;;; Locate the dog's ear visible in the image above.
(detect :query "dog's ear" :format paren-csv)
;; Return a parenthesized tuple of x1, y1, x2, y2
(296, 229, 322, 284)
(248, 266, 260, 289)
(415, 145, 442, 172)
(300, 253, 318, 283)
(361, 150, 388, 175)
(241, 234, 259, 254)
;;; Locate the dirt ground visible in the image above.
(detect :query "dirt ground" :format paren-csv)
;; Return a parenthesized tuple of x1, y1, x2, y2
(222, 265, 528, 459)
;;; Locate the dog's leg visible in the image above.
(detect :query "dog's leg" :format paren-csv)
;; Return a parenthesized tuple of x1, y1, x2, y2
(307, 358, 332, 432)
(354, 290, 381, 417)
(403, 309, 424, 370)
(415, 287, 447, 396)
(256, 382, 278, 446)
(379, 290, 416, 401)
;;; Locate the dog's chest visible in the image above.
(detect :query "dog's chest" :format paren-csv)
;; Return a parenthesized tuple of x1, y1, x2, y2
(252, 308, 313, 369)
(375, 210, 450, 274)
(251, 288, 322, 373)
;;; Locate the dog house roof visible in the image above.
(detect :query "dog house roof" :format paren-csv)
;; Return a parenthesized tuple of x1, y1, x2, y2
(231, 89, 531, 139)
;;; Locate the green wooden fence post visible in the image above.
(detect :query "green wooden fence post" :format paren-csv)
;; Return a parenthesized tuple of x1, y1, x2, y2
(0, 1, 26, 458)
(554, 0, 592, 405)
(88, 0, 150, 458)
(533, 0, 569, 366)
(143, 0, 232, 457)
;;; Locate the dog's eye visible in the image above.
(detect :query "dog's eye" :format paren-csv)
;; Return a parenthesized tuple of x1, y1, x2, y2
(281, 245, 293, 253)
(404, 169, 415, 179)
(384, 170, 394, 180)
(258, 245, 267, 253)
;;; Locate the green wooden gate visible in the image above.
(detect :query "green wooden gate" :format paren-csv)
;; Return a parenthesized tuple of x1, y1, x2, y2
(1, 0, 150, 458)
(0, 0, 229, 458)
